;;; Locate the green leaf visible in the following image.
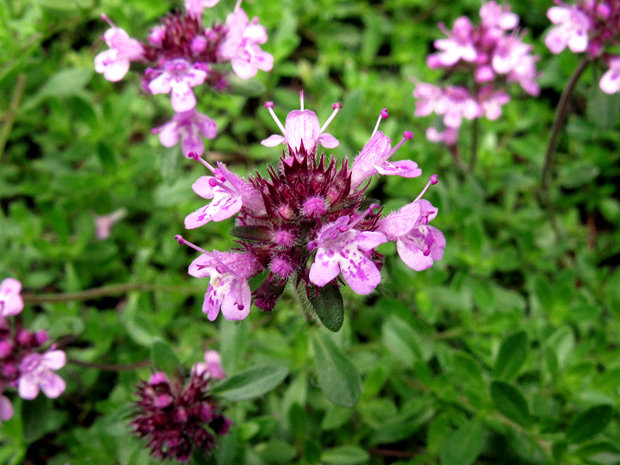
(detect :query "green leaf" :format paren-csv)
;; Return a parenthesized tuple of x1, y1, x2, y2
(321, 446, 370, 464)
(440, 419, 484, 465)
(566, 405, 613, 444)
(490, 381, 532, 428)
(494, 331, 528, 381)
(256, 440, 298, 463)
(587, 84, 620, 129)
(150, 338, 182, 377)
(309, 283, 344, 332)
(211, 364, 289, 401)
(24, 68, 93, 110)
(312, 331, 362, 407)
(382, 315, 423, 367)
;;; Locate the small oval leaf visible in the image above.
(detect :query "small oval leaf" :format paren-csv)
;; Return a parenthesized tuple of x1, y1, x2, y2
(566, 405, 614, 444)
(309, 283, 344, 332)
(494, 331, 527, 380)
(321, 445, 370, 464)
(440, 419, 484, 465)
(312, 331, 361, 407)
(490, 381, 532, 428)
(211, 364, 289, 401)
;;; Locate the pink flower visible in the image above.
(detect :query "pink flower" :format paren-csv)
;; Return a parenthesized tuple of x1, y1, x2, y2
(308, 216, 387, 295)
(506, 53, 540, 96)
(492, 36, 534, 75)
(545, 5, 591, 54)
(94, 20, 144, 82)
(0, 395, 13, 425)
(428, 17, 478, 68)
(18, 350, 66, 400)
(185, 162, 265, 229)
(153, 109, 217, 157)
(600, 56, 620, 94)
(378, 199, 445, 271)
(414, 83, 444, 117)
(193, 350, 226, 380)
(188, 251, 262, 321)
(94, 208, 127, 240)
(0, 278, 23, 317)
(185, 0, 221, 18)
(261, 100, 340, 152)
(350, 130, 421, 192)
(426, 127, 458, 146)
(218, 9, 273, 79)
(436, 86, 483, 128)
(478, 86, 511, 120)
(480, 1, 519, 31)
(147, 59, 208, 112)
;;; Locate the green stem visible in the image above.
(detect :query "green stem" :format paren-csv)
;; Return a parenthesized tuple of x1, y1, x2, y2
(470, 113, 479, 172)
(0, 73, 26, 161)
(67, 357, 151, 371)
(22, 283, 205, 304)
(541, 57, 590, 198)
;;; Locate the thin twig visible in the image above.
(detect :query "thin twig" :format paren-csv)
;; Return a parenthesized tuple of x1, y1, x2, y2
(0, 73, 26, 160)
(22, 283, 205, 304)
(541, 57, 591, 198)
(68, 357, 151, 371)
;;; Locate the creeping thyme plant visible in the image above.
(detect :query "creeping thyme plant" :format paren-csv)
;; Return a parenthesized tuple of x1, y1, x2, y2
(3, 0, 620, 463)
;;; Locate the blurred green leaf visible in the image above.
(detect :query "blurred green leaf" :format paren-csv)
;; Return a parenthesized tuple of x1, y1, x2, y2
(321, 445, 370, 464)
(494, 331, 528, 381)
(150, 338, 182, 377)
(256, 440, 298, 463)
(440, 419, 484, 465)
(211, 364, 289, 401)
(566, 405, 613, 444)
(312, 331, 361, 407)
(491, 381, 532, 428)
(382, 315, 423, 367)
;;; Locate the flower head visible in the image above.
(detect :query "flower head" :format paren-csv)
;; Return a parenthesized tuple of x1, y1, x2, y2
(0, 278, 23, 317)
(132, 367, 229, 462)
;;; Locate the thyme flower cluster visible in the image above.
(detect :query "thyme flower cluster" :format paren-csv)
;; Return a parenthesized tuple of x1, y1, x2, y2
(177, 95, 445, 322)
(414, 1, 539, 146)
(94, 0, 273, 157)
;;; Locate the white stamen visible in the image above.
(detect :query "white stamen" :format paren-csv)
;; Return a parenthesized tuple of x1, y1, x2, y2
(300, 91, 304, 111)
(175, 235, 210, 255)
(415, 175, 438, 202)
(317, 103, 342, 137)
(267, 106, 286, 135)
(234, 0, 243, 12)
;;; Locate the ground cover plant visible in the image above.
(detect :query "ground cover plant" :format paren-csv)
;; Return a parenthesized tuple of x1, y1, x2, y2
(2, 0, 620, 464)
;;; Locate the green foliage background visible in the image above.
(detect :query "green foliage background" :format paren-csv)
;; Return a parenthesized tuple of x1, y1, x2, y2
(2, 0, 620, 463)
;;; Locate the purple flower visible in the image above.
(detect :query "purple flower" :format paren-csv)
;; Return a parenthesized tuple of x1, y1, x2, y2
(350, 129, 421, 191)
(94, 208, 127, 240)
(189, 250, 263, 321)
(94, 18, 145, 82)
(436, 86, 483, 128)
(600, 56, 620, 94)
(478, 86, 511, 120)
(261, 99, 340, 152)
(185, 162, 265, 229)
(506, 53, 540, 96)
(0, 395, 13, 425)
(428, 17, 478, 68)
(378, 199, 445, 271)
(218, 9, 273, 79)
(492, 35, 534, 75)
(153, 109, 217, 157)
(480, 1, 519, 31)
(414, 83, 444, 118)
(426, 127, 458, 146)
(147, 59, 208, 112)
(309, 216, 387, 295)
(545, 5, 591, 54)
(185, 0, 221, 18)
(18, 349, 66, 400)
(0, 278, 23, 317)
(193, 350, 226, 380)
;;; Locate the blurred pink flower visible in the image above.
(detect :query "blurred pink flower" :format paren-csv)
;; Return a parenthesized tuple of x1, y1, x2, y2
(94, 208, 127, 240)
(154, 109, 217, 157)
(147, 59, 207, 112)
(193, 350, 226, 380)
(94, 18, 144, 82)
(600, 56, 620, 94)
(545, 5, 591, 54)
(18, 349, 66, 400)
(0, 278, 23, 317)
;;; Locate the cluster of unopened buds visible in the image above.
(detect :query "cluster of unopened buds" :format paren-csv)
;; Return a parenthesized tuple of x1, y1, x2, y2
(414, 1, 539, 147)
(545, 0, 620, 94)
(94, 0, 273, 157)
(175, 93, 445, 323)
(0, 278, 67, 425)
(131, 350, 229, 462)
